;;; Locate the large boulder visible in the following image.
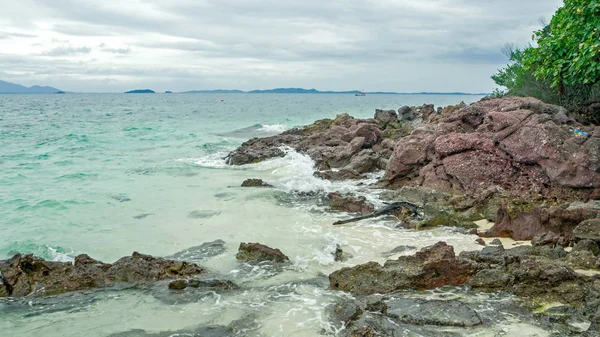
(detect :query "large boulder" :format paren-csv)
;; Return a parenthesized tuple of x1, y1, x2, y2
(385, 97, 599, 203)
(0, 252, 204, 298)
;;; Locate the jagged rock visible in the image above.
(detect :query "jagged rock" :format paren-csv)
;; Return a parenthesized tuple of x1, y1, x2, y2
(385, 97, 599, 204)
(374, 109, 398, 128)
(487, 201, 599, 241)
(236, 242, 289, 263)
(574, 219, 600, 242)
(329, 242, 476, 294)
(532, 232, 562, 246)
(0, 252, 204, 298)
(241, 178, 273, 187)
(226, 113, 391, 176)
(326, 192, 374, 215)
(469, 268, 514, 288)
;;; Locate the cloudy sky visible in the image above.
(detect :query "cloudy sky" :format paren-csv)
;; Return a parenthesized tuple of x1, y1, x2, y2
(0, 0, 562, 93)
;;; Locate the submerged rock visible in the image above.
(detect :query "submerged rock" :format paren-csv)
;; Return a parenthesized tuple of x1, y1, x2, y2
(241, 178, 273, 187)
(236, 242, 290, 264)
(0, 252, 204, 298)
(167, 240, 227, 261)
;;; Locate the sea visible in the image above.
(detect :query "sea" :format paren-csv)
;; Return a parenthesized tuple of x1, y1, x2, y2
(0, 93, 556, 336)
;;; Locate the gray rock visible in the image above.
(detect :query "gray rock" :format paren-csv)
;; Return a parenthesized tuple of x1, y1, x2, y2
(573, 239, 600, 256)
(489, 239, 503, 246)
(574, 219, 600, 242)
(386, 298, 482, 327)
(374, 109, 398, 128)
(469, 268, 514, 288)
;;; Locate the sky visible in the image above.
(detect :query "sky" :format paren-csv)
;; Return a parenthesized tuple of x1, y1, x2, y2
(0, 0, 563, 93)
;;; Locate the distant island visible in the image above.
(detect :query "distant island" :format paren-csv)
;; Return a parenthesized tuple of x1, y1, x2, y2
(165, 91, 173, 94)
(0, 80, 63, 94)
(124, 89, 155, 94)
(180, 88, 486, 95)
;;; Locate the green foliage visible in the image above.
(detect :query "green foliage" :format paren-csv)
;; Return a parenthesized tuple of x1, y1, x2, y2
(523, 0, 600, 90)
(492, 0, 600, 123)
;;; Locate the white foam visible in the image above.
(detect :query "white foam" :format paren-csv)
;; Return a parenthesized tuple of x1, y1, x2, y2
(253, 147, 332, 193)
(47, 246, 74, 263)
(258, 124, 288, 134)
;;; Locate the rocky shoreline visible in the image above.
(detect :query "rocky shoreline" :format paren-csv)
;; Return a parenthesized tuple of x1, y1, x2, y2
(1, 96, 599, 336)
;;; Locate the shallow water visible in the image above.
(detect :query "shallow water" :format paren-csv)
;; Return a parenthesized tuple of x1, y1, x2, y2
(1, 93, 573, 336)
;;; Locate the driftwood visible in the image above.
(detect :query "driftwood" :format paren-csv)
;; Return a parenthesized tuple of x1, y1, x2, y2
(333, 201, 420, 225)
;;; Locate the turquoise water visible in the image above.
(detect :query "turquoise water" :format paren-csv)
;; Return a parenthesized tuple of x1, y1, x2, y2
(2, 93, 559, 337)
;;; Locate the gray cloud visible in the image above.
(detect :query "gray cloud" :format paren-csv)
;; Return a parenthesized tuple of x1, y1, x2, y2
(0, 0, 563, 92)
(40, 46, 92, 56)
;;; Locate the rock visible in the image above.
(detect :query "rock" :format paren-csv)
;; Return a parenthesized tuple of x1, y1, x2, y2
(385, 97, 599, 204)
(487, 201, 600, 242)
(0, 252, 204, 298)
(326, 192, 374, 215)
(333, 245, 348, 262)
(573, 239, 600, 256)
(168, 240, 227, 261)
(574, 219, 600, 242)
(374, 109, 398, 128)
(566, 251, 600, 270)
(381, 245, 417, 257)
(489, 239, 503, 246)
(241, 178, 273, 187)
(187, 279, 239, 291)
(475, 238, 486, 246)
(168, 279, 188, 290)
(330, 301, 363, 327)
(314, 169, 362, 181)
(329, 242, 476, 294)
(469, 268, 514, 288)
(532, 232, 562, 247)
(386, 298, 482, 327)
(226, 113, 391, 177)
(236, 242, 290, 264)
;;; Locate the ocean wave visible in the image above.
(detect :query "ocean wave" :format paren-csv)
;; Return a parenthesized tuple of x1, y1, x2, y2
(5, 243, 75, 262)
(217, 123, 289, 139)
(257, 124, 288, 134)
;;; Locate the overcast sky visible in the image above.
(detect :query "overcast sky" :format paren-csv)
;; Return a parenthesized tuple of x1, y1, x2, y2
(0, 0, 562, 93)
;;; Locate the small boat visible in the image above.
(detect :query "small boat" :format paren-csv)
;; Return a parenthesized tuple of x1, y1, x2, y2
(355, 90, 366, 96)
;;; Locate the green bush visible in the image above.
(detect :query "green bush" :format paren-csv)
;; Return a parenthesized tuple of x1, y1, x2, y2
(492, 0, 600, 123)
